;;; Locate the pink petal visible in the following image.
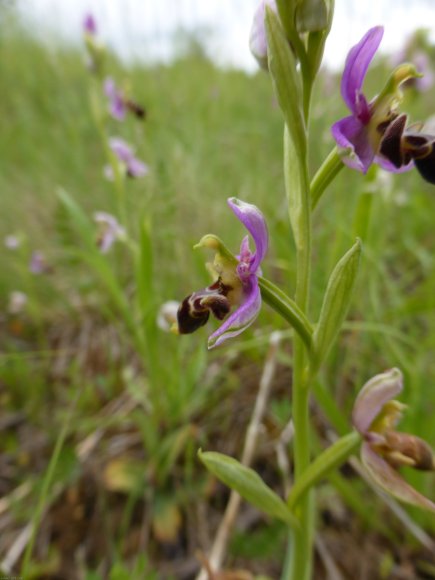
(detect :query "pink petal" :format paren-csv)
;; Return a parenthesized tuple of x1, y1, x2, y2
(361, 442, 435, 512)
(341, 26, 384, 116)
(227, 197, 268, 274)
(352, 368, 403, 436)
(331, 114, 375, 173)
(208, 275, 261, 349)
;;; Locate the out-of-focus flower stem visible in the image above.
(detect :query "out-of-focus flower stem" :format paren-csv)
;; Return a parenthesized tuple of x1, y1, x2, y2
(89, 81, 129, 229)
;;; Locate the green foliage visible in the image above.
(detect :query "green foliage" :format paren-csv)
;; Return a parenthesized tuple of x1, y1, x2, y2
(1, 10, 435, 576)
(199, 450, 298, 528)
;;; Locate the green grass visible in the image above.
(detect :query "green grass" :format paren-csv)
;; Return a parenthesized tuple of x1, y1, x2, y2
(1, 7, 435, 577)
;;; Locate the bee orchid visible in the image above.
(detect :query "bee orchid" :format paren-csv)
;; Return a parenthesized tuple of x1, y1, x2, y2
(332, 26, 421, 175)
(177, 198, 268, 349)
(353, 368, 435, 512)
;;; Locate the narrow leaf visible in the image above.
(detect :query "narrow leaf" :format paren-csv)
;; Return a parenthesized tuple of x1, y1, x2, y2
(284, 126, 310, 251)
(287, 431, 361, 510)
(313, 239, 362, 369)
(199, 450, 298, 529)
(265, 7, 306, 160)
(258, 276, 313, 352)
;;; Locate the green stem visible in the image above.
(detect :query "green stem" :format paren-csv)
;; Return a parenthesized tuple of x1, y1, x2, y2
(283, 115, 313, 580)
(310, 147, 344, 210)
(287, 431, 361, 511)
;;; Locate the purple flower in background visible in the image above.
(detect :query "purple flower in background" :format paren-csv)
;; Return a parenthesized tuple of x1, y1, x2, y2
(104, 78, 126, 121)
(94, 211, 126, 253)
(83, 13, 97, 36)
(249, 0, 278, 70)
(104, 137, 148, 180)
(177, 198, 268, 349)
(332, 26, 417, 174)
(411, 52, 434, 92)
(30, 251, 51, 275)
(353, 368, 435, 512)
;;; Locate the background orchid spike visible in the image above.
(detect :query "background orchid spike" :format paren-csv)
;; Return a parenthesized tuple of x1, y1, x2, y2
(353, 368, 435, 512)
(332, 26, 419, 175)
(249, 0, 278, 70)
(177, 197, 268, 349)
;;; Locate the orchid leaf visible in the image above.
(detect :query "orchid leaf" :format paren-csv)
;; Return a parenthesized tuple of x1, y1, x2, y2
(312, 239, 362, 370)
(265, 7, 306, 160)
(258, 276, 313, 352)
(199, 450, 298, 529)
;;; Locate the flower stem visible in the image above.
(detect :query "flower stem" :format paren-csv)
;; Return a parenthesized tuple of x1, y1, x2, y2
(282, 118, 313, 580)
(310, 147, 344, 210)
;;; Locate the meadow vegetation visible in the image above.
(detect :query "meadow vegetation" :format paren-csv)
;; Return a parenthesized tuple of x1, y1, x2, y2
(1, 7, 435, 579)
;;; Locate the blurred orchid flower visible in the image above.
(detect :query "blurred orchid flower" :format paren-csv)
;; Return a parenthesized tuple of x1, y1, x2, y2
(353, 368, 435, 512)
(410, 52, 434, 92)
(104, 77, 146, 121)
(157, 301, 180, 332)
(177, 198, 268, 349)
(94, 212, 126, 253)
(8, 291, 27, 315)
(332, 26, 419, 174)
(30, 251, 51, 275)
(104, 137, 148, 180)
(104, 78, 125, 121)
(4, 235, 20, 250)
(249, 0, 278, 70)
(83, 13, 97, 36)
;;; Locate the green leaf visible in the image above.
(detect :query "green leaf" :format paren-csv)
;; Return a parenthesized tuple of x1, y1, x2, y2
(258, 276, 313, 352)
(136, 216, 155, 334)
(287, 431, 361, 510)
(199, 450, 298, 529)
(284, 126, 310, 252)
(312, 239, 362, 370)
(265, 7, 306, 160)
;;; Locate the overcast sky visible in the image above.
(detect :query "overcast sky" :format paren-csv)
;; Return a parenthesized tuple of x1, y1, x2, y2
(15, 0, 435, 71)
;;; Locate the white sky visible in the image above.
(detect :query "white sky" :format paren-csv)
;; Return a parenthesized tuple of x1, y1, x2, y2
(16, 0, 435, 71)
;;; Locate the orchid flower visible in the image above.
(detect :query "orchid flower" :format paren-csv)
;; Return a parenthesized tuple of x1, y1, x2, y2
(8, 291, 27, 315)
(93, 211, 126, 253)
(332, 26, 420, 175)
(249, 0, 278, 70)
(29, 251, 51, 275)
(104, 137, 148, 180)
(83, 13, 97, 36)
(104, 78, 145, 121)
(353, 368, 435, 512)
(177, 198, 268, 349)
(4, 235, 20, 250)
(104, 78, 125, 121)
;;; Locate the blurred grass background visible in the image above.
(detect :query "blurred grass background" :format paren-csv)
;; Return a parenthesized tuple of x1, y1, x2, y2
(1, 3, 435, 578)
